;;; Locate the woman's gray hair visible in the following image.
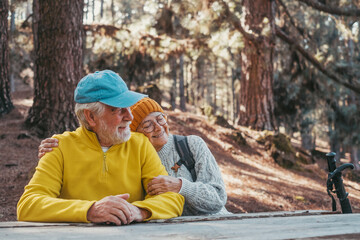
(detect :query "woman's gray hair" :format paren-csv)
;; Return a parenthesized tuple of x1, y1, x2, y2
(75, 102, 105, 129)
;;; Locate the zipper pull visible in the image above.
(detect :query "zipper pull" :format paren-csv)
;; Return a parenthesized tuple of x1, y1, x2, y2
(103, 153, 108, 172)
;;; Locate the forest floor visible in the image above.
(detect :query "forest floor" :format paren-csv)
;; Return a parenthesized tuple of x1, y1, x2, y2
(1, 84, 360, 222)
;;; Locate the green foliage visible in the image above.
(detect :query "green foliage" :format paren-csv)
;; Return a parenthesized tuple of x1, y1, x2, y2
(262, 133, 313, 170)
(228, 130, 246, 145)
(9, 27, 33, 88)
(274, 0, 360, 157)
(272, 133, 296, 155)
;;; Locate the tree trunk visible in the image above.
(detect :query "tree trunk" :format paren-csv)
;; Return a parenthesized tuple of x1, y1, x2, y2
(26, 0, 32, 18)
(346, 38, 360, 170)
(196, 56, 205, 106)
(231, 68, 236, 124)
(0, 0, 13, 117)
(213, 60, 217, 114)
(170, 56, 177, 110)
(300, 118, 315, 150)
(100, 0, 104, 19)
(111, 0, 115, 25)
(179, 54, 186, 111)
(9, 1, 15, 33)
(225, 63, 231, 120)
(184, 61, 189, 104)
(92, 0, 95, 22)
(329, 123, 341, 158)
(84, 0, 88, 21)
(32, 0, 39, 50)
(188, 60, 194, 105)
(350, 146, 360, 170)
(25, 0, 84, 137)
(238, 0, 276, 130)
(231, 52, 240, 125)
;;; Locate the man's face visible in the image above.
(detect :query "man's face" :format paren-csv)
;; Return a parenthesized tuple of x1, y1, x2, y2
(94, 105, 133, 147)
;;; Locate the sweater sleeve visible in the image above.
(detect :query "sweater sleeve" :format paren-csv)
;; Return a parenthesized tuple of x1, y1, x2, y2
(178, 135, 227, 214)
(17, 147, 95, 223)
(132, 138, 184, 220)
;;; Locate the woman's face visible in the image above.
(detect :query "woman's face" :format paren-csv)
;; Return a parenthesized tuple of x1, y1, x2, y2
(136, 112, 169, 151)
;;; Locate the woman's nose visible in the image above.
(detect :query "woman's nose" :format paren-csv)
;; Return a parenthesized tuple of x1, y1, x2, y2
(153, 121, 162, 131)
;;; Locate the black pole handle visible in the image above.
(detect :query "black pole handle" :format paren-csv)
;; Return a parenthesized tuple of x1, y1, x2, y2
(326, 152, 353, 214)
(340, 198, 353, 214)
(328, 163, 355, 179)
(326, 152, 337, 172)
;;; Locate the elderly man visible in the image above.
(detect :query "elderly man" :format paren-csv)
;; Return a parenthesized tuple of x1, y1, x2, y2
(17, 70, 184, 225)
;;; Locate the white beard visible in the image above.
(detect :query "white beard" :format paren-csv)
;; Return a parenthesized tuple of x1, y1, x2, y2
(97, 120, 131, 146)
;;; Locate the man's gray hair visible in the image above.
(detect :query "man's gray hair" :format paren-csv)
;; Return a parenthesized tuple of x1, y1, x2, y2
(75, 102, 105, 129)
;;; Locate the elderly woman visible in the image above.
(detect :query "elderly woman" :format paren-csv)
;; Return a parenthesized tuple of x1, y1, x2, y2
(38, 98, 229, 216)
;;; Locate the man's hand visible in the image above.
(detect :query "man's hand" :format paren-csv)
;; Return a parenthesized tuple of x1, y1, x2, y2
(147, 175, 182, 195)
(87, 194, 150, 225)
(38, 138, 58, 158)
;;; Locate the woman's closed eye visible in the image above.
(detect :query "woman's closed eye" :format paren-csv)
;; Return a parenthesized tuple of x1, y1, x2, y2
(142, 121, 153, 129)
(156, 115, 166, 124)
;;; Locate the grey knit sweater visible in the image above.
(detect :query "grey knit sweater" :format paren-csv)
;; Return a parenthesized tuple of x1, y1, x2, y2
(157, 134, 230, 216)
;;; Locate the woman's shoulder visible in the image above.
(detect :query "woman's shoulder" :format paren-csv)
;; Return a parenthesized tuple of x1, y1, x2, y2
(172, 134, 204, 144)
(186, 134, 205, 143)
(185, 135, 208, 150)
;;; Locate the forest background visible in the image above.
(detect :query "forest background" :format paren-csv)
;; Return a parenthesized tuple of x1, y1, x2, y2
(1, 0, 360, 221)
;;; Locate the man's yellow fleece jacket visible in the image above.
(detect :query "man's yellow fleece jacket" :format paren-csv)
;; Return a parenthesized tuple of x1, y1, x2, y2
(17, 127, 184, 222)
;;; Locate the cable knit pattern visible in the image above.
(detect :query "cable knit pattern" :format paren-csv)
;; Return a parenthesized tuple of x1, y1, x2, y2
(157, 134, 230, 216)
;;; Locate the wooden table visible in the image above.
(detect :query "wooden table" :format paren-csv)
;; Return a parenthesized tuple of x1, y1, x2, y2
(1, 210, 359, 239)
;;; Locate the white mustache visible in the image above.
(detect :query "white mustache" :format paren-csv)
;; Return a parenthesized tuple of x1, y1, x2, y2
(118, 121, 131, 128)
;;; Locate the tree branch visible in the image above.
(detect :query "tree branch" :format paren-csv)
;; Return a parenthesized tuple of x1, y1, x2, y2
(276, 0, 305, 37)
(275, 26, 360, 94)
(297, 0, 360, 16)
(218, 0, 262, 45)
(83, 24, 129, 36)
(21, 13, 33, 29)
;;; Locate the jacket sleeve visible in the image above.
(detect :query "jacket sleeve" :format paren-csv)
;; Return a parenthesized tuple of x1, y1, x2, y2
(131, 138, 184, 220)
(178, 135, 227, 214)
(17, 147, 94, 223)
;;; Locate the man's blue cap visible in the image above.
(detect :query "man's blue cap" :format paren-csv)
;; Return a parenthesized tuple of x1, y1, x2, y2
(74, 70, 146, 108)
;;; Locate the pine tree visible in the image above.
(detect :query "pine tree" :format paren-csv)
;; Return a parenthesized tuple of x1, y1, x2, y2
(0, 0, 13, 117)
(25, 0, 84, 137)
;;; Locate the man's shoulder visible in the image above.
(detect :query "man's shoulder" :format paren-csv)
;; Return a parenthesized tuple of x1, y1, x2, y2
(125, 132, 153, 150)
(112, 132, 156, 161)
(52, 127, 83, 142)
(129, 132, 148, 142)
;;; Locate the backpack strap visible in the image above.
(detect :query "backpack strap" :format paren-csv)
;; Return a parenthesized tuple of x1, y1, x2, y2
(172, 135, 197, 181)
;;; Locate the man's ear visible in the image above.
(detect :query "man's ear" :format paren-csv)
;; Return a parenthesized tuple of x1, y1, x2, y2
(84, 109, 97, 127)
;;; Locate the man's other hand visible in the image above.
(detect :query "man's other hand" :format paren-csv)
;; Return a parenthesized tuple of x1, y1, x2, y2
(87, 194, 150, 225)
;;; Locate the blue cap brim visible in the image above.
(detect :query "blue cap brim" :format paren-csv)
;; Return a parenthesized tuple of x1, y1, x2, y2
(100, 91, 147, 108)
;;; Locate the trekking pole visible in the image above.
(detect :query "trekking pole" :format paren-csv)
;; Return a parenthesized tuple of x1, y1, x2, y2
(326, 152, 354, 214)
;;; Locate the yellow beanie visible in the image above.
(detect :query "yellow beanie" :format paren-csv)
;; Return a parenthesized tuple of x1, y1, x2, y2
(130, 97, 164, 132)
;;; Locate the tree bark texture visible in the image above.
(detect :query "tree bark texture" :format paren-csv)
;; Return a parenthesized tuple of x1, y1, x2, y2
(170, 56, 177, 110)
(9, 2, 15, 33)
(0, 0, 13, 117)
(188, 61, 195, 105)
(350, 146, 360, 171)
(26, 0, 84, 137)
(179, 54, 186, 111)
(100, 0, 104, 18)
(196, 56, 205, 106)
(238, 0, 277, 130)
